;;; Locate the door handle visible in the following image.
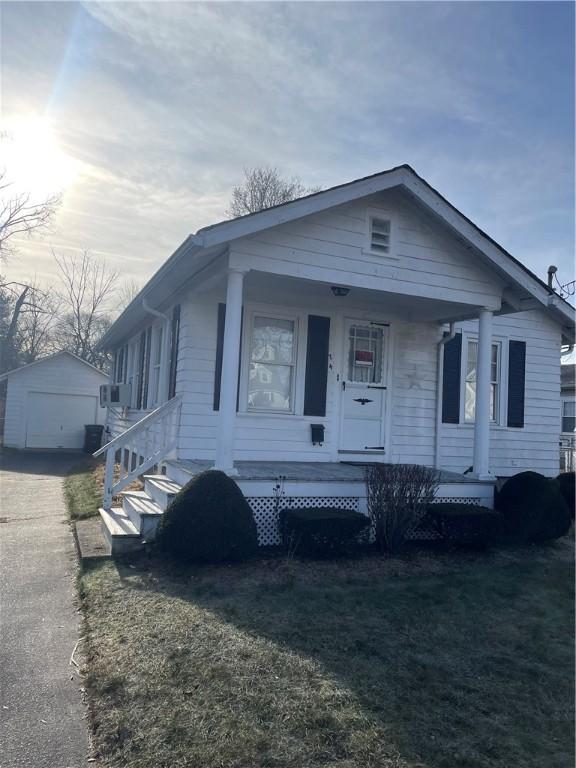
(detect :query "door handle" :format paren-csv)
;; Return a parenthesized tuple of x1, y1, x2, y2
(342, 381, 346, 391)
(367, 385, 387, 390)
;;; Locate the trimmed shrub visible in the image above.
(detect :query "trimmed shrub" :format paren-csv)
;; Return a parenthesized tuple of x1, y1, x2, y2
(496, 471, 571, 543)
(280, 507, 369, 557)
(155, 470, 258, 563)
(556, 472, 575, 520)
(429, 503, 502, 549)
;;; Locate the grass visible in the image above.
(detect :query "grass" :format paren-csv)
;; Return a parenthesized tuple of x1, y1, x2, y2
(64, 461, 144, 520)
(65, 459, 102, 520)
(78, 539, 575, 768)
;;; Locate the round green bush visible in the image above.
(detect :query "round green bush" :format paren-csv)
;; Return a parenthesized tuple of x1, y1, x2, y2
(155, 470, 258, 563)
(496, 471, 571, 543)
(556, 472, 575, 520)
(280, 507, 369, 557)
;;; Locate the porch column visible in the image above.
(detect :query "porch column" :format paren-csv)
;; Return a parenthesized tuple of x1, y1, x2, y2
(214, 268, 246, 474)
(472, 308, 493, 479)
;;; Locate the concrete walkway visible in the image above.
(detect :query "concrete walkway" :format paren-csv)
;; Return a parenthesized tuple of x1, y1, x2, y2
(0, 451, 89, 768)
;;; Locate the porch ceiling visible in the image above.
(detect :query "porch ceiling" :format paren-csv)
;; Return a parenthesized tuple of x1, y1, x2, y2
(238, 271, 487, 324)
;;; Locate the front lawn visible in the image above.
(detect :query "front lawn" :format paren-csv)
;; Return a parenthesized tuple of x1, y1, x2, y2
(65, 460, 102, 520)
(80, 541, 574, 768)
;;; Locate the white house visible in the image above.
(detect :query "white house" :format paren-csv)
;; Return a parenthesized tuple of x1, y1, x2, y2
(94, 165, 575, 552)
(1, 351, 107, 450)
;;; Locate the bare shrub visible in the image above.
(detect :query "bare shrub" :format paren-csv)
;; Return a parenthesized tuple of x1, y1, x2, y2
(365, 463, 439, 554)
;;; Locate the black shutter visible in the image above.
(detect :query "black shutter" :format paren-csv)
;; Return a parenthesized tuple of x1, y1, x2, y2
(213, 303, 243, 411)
(168, 305, 181, 399)
(142, 327, 152, 408)
(136, 330, 146, 409)
(507, 340, 526, 428)
(113, 350, 120, 383)
(442, 332, 462, 424)
(303, 315, 331, 417)
(213, 303, 226, 411)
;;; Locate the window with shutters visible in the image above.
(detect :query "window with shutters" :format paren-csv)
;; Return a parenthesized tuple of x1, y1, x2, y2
(464, 339, 500, 423)
(562, 399, 576, 433)
(247, 315, 297, 413)
(365, 209, 396, 258)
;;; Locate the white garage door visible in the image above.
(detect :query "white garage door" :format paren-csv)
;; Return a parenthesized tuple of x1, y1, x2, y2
(25, 392, 98, 449)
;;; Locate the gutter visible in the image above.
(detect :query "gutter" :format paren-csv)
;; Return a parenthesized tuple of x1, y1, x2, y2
(142, 298, 169, 321)
(435, 322, 456, 469)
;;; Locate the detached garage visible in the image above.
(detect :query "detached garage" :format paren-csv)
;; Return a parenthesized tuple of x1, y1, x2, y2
(1, 351, 108, 450)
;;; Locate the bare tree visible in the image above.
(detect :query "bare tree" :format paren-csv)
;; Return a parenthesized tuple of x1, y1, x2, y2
(0, 278, 58, 372)
(0, 171, 61, 261)
(227, 166, 321, 217)
(117, 278, 142, 312)
(53, 250, 118, 367)
(365, 464, 439, 554)
(15, 280, 60, 363)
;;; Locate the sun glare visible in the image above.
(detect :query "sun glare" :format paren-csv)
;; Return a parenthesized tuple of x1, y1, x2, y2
(1, 115, 78, 200)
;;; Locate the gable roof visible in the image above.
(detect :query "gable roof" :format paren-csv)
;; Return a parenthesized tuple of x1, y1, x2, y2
(100, 164, 575, 348)
(0, 350, 109, 382)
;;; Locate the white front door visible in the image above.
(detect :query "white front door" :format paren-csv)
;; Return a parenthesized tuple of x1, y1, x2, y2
(339, 320, 388, 453)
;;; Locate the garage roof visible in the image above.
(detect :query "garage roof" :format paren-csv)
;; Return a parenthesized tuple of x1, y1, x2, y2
(0, 351, 109, 382)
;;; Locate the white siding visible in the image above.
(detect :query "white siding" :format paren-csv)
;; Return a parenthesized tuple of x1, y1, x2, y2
(3, 354, 107, 450)
(172, 293, 561, 477)
(230, 190, 504, 310)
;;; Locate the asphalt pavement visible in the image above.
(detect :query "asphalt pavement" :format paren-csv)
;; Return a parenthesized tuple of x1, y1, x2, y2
(0, 451, 90, 767)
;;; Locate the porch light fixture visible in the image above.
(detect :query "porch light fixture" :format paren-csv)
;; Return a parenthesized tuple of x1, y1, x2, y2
(331, 286, 350, 297)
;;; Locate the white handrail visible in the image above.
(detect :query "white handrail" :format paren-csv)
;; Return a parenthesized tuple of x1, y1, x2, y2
(93, 396, 182, 457)
(98, 395, 182, 509)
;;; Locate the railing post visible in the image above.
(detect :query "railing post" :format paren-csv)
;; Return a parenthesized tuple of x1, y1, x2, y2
(103, 447, 115, 510)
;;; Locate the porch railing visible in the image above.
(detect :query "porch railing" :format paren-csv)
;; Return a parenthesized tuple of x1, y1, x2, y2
(94, 395, 182, 509)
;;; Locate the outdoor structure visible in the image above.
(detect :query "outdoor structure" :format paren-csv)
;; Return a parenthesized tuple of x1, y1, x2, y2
(0, 351, 107, 450)
(94, 165, 575, 552)
(560, 363, 575, 471)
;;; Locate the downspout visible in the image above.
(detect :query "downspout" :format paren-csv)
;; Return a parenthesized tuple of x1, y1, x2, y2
(435, 322, 456, 469)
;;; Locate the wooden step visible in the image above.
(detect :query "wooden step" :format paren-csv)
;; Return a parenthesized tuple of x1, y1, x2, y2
(121, 490, 163, 539)
(99, 508, 143, 555)
(143, 475, 181, 509)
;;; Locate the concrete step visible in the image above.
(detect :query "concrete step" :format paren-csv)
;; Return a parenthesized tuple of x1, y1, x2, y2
(99, 507, 143, 555)
(121, 490, 163, 539)
(143, 474, 181, 510)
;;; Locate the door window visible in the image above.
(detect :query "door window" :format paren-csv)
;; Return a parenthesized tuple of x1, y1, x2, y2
(347, 325, 383, 384)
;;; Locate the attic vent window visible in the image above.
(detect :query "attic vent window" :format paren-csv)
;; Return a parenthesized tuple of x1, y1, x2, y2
(365, 212, 396, 258)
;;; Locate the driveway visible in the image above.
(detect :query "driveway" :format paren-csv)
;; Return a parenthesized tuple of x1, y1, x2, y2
(0, 451, 89, 768)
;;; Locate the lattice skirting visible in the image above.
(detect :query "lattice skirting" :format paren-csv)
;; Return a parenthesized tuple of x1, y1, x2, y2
(247, 495, 482, 547)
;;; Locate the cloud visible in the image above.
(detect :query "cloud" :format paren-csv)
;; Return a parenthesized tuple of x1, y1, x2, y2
(1, 0, 574, 290)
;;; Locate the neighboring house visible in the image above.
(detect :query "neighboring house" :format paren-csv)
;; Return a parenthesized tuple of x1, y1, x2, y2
(95, 165, 575, 552)
(560, 364, 575, 471)
(0, 351, 107, 450)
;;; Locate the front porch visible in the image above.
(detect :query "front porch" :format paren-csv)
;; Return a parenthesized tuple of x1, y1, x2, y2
(98, 446, 495, 553)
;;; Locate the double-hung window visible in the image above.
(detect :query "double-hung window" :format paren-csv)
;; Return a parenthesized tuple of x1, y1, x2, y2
(562, 400, 575, 433)
(248, 315, 296, 412)
(464, 339, 500, 423)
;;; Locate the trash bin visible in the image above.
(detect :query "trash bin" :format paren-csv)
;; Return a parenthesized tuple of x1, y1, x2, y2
(83, 424, 104, 453)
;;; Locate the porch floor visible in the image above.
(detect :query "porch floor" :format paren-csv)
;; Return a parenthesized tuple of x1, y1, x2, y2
(172, 460, 489, 485)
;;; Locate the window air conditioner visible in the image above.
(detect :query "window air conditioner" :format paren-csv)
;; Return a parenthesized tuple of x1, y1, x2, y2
(99, 384, 131, 408)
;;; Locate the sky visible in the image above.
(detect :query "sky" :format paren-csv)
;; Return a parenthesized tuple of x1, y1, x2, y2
(1, 0, 574, 295)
